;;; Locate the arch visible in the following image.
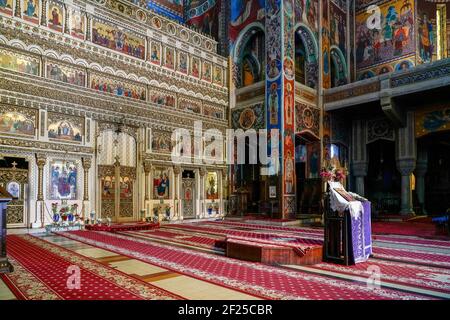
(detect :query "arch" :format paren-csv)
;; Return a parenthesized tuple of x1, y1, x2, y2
(43, 49, 60, 60)
(232, 22, 265, 64)
(295, 24, 319, 89)
(330, 45, 348, 87)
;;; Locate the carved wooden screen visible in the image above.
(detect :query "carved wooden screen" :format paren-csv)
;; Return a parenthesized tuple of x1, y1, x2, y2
(0, 158, 29, 228)
(182, 174, 195, 219)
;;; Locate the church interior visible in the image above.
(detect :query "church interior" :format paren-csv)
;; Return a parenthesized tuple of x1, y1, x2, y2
(0, 0, 450, 302)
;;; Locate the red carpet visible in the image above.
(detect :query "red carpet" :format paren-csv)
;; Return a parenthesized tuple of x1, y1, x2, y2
(371, 221, 449, 239)
(57, 230, 433, 300)
(85, 222, 159, 233)
(1, 235, 182, 300)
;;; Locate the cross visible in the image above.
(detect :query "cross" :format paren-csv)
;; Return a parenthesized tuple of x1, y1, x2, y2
(11, 161, 17, 169)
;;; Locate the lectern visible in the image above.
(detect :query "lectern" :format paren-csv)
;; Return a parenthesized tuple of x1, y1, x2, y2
(0, 186, 13, 273)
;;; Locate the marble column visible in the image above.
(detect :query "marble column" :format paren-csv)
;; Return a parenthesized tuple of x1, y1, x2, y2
(82, 157, 92, 219)
(415, 147, 428, 215)
(396, 112, 417, 216)
(35, 153, 47, 228)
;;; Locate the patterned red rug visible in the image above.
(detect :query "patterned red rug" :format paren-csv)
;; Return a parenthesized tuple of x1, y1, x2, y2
(57, 230, 434, 300)
(85, 222, 159, 233)
(1, 234, 182, 300)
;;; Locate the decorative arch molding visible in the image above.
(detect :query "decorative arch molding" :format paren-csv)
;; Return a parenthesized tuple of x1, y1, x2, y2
(232, 22, 265, 64)
(8, 39, 27, 50)
(330, 45, 348, 87)
(295, 23, 319, 89)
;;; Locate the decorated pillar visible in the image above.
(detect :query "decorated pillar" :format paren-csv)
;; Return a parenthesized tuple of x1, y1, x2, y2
(396, 112, 417, 216)
(82, 157, 92, 219)
(199, 167, 206, 218)
(64, 4, 70, 34)
(265, 0, 296, 219)
(35, 153, 47, 228)
(40, 0, 48, 26)
(143, 161, 152, 202)
(415, 147, 428, 215)
(173, 165, 181, 219)
(14, 0, 21, 18)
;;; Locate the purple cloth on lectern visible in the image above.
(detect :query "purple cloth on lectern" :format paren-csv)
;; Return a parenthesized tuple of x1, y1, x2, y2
(350, 201, 372, 264)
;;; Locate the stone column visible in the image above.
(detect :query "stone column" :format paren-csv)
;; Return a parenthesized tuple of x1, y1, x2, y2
(351, 120, 368, 196)
(415, 147, 428, 215)
(82, 157, 92, 219)
(35, 153, 47, 228)
(143, 161, 151, 218)
(352, 162, 368, 197)
(173, 166, 181, 219)
(396, 159, 416, 215)
(396, 111, 417, 216)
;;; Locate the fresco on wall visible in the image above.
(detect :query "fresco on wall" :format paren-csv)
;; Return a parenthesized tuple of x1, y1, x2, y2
(70, 9, 85, 40)
(232, 103, 265, 130)
(0, 49, 40, 76)
(50, 160, 77, 200)
(295, 102, 320, 137)
(230, 0, 265, 47)
(322, 0, 331, 89)
(46, 62, 86, 87)
(48, 1, 64, 32)
(0, 0, 13, 15)
(153, 167, 170, 199)
(415, 106, 450, 138)
(185, 0, 220, 39)
(206, 171, 218, 200)
(149, 89, 176, 107)
(92, 20, 145, 59)
(0, 111, 35, 136)
(417, 1, 438, 64)
(355, 0, 415, 70)
(47, 113, 83, 143)
(22, 0, 40, 24)
(294, 0, 319, 35)
(330, 1, 346, 58)
(90, 74, 146, 100)
(147, 0, 184, 22)
(149, 42, 161, 65)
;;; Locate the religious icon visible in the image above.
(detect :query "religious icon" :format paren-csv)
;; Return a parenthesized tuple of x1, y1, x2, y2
(213, 66, 222, 85)
(153, 168, 170, 199)
(46, 63, 86, 87)
(0, 111, 35, 136)
(0, 0, 13, 15)
(191, 57, 200, 78)
(0, 49, 39, 75)
(206, 172, 218, 200)
(150, 43, 161, 65)
(120, 177, 133, 199)
(22, 0, 39, 24)
(70, 9, 85, 39)
(285, 82, 293, 125)
(285, 152, 294, 194)
(6, 181, 20, 199)
(419, 13, 434, 63)
(165, 47, 175, 69)
(48, 119, 82, 142)
(48, 4, 63, 32)
(178, 51, 188, 74)
(50, 160, 77, 200)
(202, 62, 212, 81)
(239, 108, 256, 130)
(101, 176, 115, 200)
